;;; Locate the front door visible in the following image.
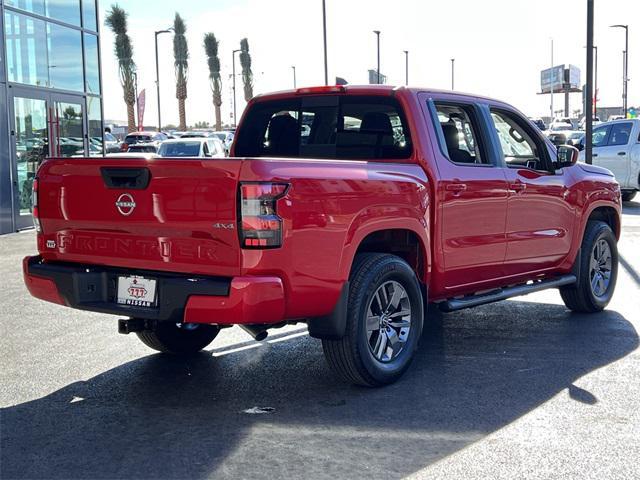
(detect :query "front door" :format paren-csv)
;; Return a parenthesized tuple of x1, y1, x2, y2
(489, 108, 574, 276)
(594, 122, 633, 188)
(9, 89, 87, 230)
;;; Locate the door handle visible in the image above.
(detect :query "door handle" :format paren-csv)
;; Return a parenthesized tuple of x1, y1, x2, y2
(446, 183, 467, 193)
(592, 153, 598, 157)
(617, 151, 626, 156)
(509, 182, 526, 192)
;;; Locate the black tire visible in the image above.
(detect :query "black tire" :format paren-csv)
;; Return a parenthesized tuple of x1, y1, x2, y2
(560, 221, 618, 313)
(322, 253, 424, 387)
(621, 191, 637, 202)
(136, 322, 220, 354)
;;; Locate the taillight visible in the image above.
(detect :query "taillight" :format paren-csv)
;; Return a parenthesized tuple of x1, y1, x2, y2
(32, 177, 41, 233)
(120, 142, 129, 152)
(239, 182, 289, 248)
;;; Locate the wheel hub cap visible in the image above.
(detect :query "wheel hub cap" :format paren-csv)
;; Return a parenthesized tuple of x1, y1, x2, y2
(589, 238, 612, 298)
(365, 280, 412, 363)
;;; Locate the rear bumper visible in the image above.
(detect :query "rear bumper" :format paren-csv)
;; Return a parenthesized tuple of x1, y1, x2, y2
(23, 256, 286, 325)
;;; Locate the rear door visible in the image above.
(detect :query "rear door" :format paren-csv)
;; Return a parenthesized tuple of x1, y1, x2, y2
(424, 97, 509, 289)
(36, 158, 243, 277)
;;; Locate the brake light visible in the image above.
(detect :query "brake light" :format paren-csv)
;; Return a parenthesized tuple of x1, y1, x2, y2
(239, 183, 289, 248)
(296, 85, 345, 95)
(32, 177, 41, 233)
(120, 142, 129, 152)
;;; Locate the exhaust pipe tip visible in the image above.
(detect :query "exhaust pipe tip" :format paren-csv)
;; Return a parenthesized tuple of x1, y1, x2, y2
(240, 325, 269, 341)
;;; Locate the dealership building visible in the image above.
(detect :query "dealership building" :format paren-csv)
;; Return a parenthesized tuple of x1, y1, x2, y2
(0, 0, 103, 234)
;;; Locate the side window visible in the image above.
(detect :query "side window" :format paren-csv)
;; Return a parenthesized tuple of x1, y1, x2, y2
(592, 126, 610, 147)
(490, 109, 548, 171)
(608, 123, 632, 146)
(433, 103, 487, 165)
(202, 141, 210, 157)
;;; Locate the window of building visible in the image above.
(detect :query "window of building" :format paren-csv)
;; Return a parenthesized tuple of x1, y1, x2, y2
(82, 0, 97, 31)
(6, 0, 81, 26)
(4, 11, 49, 87)
(87, 95, 103, 156)
(47, 22, 83, 91)
(83, 32, 99, 94)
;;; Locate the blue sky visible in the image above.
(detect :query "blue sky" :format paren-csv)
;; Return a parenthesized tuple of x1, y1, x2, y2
(100, 0, 639, 126)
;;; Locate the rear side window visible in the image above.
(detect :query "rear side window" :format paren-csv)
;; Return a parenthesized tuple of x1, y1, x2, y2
(608, 122, 632, 146)
(125, 135, 151, 143)
(433, 103, 487, 165)
(234, 95, 412, 160)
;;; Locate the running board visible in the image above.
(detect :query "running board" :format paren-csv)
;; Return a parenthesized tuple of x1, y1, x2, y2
(439, 275, 577, 312)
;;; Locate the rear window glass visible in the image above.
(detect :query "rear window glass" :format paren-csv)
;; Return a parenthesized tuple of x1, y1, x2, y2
(125, 135, 152, 143)
(158, 141, 202, 157)
(234, 95, 412, 160)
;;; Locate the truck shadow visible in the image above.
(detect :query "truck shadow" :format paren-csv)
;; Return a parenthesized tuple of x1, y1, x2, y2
(1, 301, 637, 479)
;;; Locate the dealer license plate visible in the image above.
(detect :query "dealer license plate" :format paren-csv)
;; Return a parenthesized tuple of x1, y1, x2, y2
(117, 275, 157, 307)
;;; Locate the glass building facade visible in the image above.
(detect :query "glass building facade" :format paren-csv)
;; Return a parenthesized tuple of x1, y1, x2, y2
(0, 0, 103, 233)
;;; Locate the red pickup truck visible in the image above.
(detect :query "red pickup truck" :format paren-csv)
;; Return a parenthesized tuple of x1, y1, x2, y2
(24, 85, 621, 386)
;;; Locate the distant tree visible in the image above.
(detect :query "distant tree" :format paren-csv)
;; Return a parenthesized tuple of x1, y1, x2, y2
(239, 38, 253, 101)
(104, 5, 137, 132)
(193, 121, 210, 128)
(203, 32, 223, 131)
(173, 13, 189, 131)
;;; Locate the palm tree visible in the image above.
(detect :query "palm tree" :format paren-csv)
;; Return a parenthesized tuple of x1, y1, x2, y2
(239, 38, 253, 101)
(104, 5, 137, 132)
(203, 33, 222, 131)
(173, 13, 189, 131)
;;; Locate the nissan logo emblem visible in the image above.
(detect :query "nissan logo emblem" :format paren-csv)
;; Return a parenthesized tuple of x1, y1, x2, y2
(115, 193, 136, 216)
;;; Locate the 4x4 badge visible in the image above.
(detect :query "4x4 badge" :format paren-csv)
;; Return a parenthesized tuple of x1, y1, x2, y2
(115, 193, 136, 216)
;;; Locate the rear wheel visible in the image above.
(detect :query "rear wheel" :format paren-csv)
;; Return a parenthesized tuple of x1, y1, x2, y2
(621, 191, 637, 202)
(137, 322, 219, 355)
(560, 221, 618, 313)
(322, 253, 424, 387)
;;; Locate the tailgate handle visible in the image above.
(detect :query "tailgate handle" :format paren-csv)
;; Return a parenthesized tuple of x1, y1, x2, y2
(100, 167, 151, 190)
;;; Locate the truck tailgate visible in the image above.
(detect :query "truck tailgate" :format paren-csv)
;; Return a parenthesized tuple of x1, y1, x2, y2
(36, 158, 243, 277)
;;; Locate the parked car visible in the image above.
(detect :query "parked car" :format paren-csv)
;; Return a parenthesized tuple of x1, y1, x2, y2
(120, 131, 168, 152)
(157, 138, 226, 158)
(578, 116, 602, 130)
(104, 132, 122, 153)
(546, 122, 575, 146)
(210, 131, 235, 154)
(529, 117, 547, 131)
(577, 119, 640, 202)
(179, 132, 208, 139)
(25, 85, 621, 387)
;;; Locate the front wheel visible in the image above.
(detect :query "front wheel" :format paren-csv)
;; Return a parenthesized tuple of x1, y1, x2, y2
(137, 322, 220, 355)
(560, 221, 618, 313)
(322, 253, 424, 387)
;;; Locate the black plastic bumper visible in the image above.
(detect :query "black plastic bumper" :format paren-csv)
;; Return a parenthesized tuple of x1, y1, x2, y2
(26, 256, 231, 321)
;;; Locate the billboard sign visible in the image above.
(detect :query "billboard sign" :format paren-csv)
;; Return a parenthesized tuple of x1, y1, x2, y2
(540, 65, 564, 93)
(567, 64, 581, 90)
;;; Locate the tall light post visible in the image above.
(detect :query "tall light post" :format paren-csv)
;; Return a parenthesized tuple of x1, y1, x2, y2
(586, 0, 594, 165)
(373, 30, 381, 84)
(322, 0, 328, 85)
(450, 58, 455, 90)
(610, 24, 628, 117)
(292, 65, 297, 88)
(550, 38, 554, 122)
(403, 50, 409, 85)
(154, 28, 172, 131)
(232, 48, 241, 127)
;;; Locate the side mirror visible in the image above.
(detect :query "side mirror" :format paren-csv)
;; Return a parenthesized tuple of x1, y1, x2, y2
(556, 145, 579, 168)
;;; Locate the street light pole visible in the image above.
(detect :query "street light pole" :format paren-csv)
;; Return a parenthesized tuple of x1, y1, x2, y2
(403, 50, 409, 85)
(232, 48, 241, 127)
(450, 58, 455, 90)
(586, 0, 594, 165)
(133, 72, 139, 131)
(292, 66, 297, 88)
(373, 30, 381, 84)
(550, 38, 554, 122)
(322, 0, 328, 85)
(610, 24, 629, 117)
(594, 45, 598, 117)
(154, 28, 172, 132)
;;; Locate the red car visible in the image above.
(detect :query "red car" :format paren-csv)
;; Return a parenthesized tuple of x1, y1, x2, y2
(24, 85, 621, 386)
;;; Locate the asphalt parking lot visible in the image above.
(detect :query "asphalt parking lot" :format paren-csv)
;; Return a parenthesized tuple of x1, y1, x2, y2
(1, 202, 639, 480)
